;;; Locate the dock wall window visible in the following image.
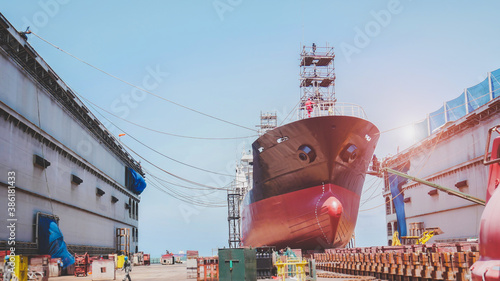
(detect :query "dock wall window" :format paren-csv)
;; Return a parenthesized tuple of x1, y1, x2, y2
(385, 197, 391, 215)
(387, 223, 392, 236)
(135, 202, 139, 220)
(128, 198, 132, 218)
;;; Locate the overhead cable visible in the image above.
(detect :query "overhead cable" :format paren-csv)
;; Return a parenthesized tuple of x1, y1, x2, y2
(29, 31, 258, 132)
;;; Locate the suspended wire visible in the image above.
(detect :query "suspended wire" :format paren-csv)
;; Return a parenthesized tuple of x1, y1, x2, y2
(279, 100, 302, 126)
(77, 93, 257, 140)
(125, 132, 236, 178)
(359, 175, 398, 212)
(147, 170, 228, 206)
(81, 96, 239, 179)
(360, 177, 382, 199)
(145, 167, 227, 206)
(81, 93, 248, 197)
(29, 31, 258, 132)
(147, 170, 224, 191)
(361, 176, 379, 195)
(35, 86, 55, 215)
(148, 171, 219, 198)
(360, 129, 445, 212)
(360, 182, 384, 208)
(148, 179, 226, 208)
(121, 140, 228, 190)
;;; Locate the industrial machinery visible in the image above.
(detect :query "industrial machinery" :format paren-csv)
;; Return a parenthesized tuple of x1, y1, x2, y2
(391, 228, 443, 246)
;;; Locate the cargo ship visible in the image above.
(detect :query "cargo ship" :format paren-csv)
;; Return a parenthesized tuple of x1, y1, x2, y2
(241, 44, 379, 250)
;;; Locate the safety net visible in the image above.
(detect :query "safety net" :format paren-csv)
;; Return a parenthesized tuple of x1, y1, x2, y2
(413, 68, 499, 142)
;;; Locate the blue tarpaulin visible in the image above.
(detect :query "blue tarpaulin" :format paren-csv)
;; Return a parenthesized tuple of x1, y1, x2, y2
(492, 69, 500, 99)
(467, 78, 490, 111)
(126, 167, 147, 194)
(38, 216, 74, 268)
(389, 163, 410, 238)
(446, 92, 467, 122)
(429, 105, 445, 133)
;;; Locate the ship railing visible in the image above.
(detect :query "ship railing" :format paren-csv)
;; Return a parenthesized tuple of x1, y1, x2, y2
(298, 101, 368, 120)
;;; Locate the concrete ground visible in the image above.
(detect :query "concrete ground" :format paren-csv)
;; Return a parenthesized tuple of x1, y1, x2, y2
(50, 263, 373, 281)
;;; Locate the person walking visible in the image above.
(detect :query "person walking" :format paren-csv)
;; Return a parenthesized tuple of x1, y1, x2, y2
(122, 256, 132, 281)
(3, 256, 13, 281)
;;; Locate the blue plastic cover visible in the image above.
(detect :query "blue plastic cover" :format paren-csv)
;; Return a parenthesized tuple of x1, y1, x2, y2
(127, 167, 147, 194)
(412, 68, 499, 144)
(491, 68, 500, 99)
(445, 92, 466, 122)
(467, 78, 490, 111)
(389, 163, 410, 238)
(429, 105, 445, 133)
(38, 216, 75, 268)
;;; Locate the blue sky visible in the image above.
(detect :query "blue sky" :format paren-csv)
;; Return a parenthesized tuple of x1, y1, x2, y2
(2, 0, 500, 257)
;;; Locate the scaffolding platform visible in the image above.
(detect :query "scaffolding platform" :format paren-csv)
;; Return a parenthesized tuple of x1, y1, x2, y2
(300, 77, 335, 87)
(300, 55, 334, 67)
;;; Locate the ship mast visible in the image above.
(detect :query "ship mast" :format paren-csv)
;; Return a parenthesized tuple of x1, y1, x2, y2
(299, 43, 336, 119)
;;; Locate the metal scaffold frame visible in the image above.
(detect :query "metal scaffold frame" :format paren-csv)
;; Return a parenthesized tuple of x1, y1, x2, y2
(257, 111, 277, 136)
(227, 151, 253, 248)
(299, 43, 336, 119)
(227, 185, 242, 248)
(227, 179, 243, 248)
(116, 228, 130, 256)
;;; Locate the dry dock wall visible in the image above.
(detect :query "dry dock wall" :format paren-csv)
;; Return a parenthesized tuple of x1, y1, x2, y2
(384, 97, 500, 245)
(0, 15, 141, 253)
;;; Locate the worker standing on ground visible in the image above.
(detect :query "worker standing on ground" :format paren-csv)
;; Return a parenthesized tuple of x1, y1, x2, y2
(3, 256, 12, 281)
(122, 256, 132, 281)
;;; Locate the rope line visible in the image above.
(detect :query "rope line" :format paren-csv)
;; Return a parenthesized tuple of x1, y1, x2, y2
(29, 31, 258, 132)
(77, 93, 257, 140)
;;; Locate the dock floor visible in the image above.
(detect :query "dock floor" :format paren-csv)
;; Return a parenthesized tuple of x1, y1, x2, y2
(50, 263, 370, 281)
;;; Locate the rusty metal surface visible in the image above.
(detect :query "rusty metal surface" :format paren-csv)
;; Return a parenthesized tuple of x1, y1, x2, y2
(317, 271, 377, 280)
(315, 243, 479, 281)
(470, 136, 500, 280)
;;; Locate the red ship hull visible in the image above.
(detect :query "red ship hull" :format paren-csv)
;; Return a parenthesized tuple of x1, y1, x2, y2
(242, 115, 379, 250)
(471, 136, 500, 281)
(242, 183, 360, 249)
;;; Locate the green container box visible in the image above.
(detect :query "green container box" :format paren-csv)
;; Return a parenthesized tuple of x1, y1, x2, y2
(218, 248, 256, 281)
